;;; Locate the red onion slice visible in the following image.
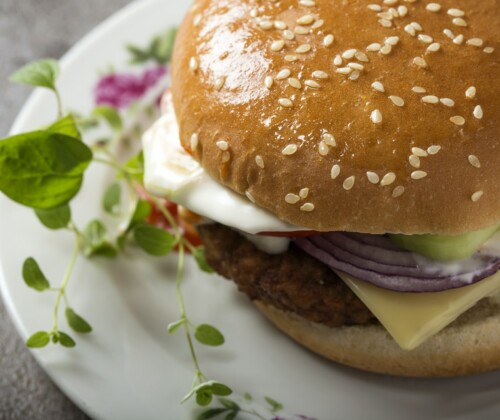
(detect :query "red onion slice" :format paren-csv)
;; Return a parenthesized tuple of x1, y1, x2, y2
(294, 233, 500, 293)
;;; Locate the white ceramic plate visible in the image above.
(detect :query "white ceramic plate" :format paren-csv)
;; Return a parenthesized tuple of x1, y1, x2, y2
(1, 0, 500, 419)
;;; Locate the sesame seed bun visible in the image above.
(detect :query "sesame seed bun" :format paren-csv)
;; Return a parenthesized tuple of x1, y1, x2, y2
(171, 0, 499, 234)
(255, 294, 500, 377)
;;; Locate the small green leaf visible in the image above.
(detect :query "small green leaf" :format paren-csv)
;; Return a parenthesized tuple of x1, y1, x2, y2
(195, 324, 225, 347)
(243, 392, 252, 401)
(92, 106, 123, 133)
(131, 200, 151, 224)
(10, 59, 60, 90)
(47, 115, 81, 139)
(22, 257, 50, 291)
(35, 204, 71, 230)
(225, 412, 237, 420)
(193, 247, 215, 273)
(211, 383, 232, 397)
(66, 308, 92, 333)
(83, 220, 117, 258)
(196, 389, 213, 407)
(133, 224, 175, 256)
(154, 27, 177, 63)
(167, 319, 186, 334)
(196, 408, 228, 420)
(122, 151, 144, 182)
(103, 183, 121, 215)
(264, 396, 284, 413)
(58, 331, 76, 348)
(219, 399, 240, 411)
(126, 44, 152, 64)
(26, 331, 50, 348)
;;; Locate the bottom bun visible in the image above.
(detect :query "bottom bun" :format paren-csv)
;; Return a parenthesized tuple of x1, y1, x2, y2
(255, 295, 500, 377)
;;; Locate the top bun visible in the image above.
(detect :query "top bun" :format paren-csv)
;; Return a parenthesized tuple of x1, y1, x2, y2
(171, 0, 499, 234)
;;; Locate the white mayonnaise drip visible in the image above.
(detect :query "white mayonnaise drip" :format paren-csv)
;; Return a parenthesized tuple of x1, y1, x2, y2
(142, 109, 294, 253)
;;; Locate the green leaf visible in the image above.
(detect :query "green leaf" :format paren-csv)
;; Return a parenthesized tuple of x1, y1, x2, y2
(195, 324, 225, 347)
(47, 115, 81, 139)
(264, 396, 283, 413)
(193, 247, 215, 273)
(83, 220, 117, 258)
(103, 183, 121, 215)
(133, 224, 175, 256)
(26, 331, 51, 348)
(225, 412, 237, 420)
(196, 389, 213, 407)
(65, 308, 92, 333)
(58, 331, 76, 348)
(92, 106, 123, 133)
(131, 200, 151, 224)
(243, 392, 252, 401)
(152, 27, 177, 63)
(211, 383, 232, 397)
(219, 399, 240, 411)
(22, 257, 50, 291)
(167, 319, 186, 334)
(0, 130, 92, 209)
(35, 204, 71, 230)
(127, 44, 152, 64)
(10, 59, 60, 90)
(196, 408, 228, 420)
(123, 151, 144, 182)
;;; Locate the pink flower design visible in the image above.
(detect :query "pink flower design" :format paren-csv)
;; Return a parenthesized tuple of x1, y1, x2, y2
(94, 66, 167, 109)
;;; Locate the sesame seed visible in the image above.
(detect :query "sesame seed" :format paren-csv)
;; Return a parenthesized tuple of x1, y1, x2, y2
(448, 8, 465, 17)
(255, 155, 265, 169)
(355, 51, 369, 62)
(443, 28, 455, 39)
(427, 145, 442, 155)
(276, 69, 291, 80)
(366, 172, 380, 184)
(214, 76, 226, 91)
(285, 193, 300, 204)
(413, 57, 428, 68)
(372, 81, 385, 92)
(285, 55, 298, 62)
(296, 14, 315, 25)
(265, 76, 274, 89)
(398, 6, 408, 17)
(336, 67, 353, 75)
(294, 26, 310, 35)
(380, 44, 392, 55)
(189, 57, 199, 72)
(193, 14, 202, 26)
(331, 164, 341, 179)
(473, 105, 484, 119)
(440, 98, 455, 107)
(348, 62, 364, 71)
(422, 95, 439, 104)
(274, 21, 287, 30)
(221, 151, 230, 163)
(453, 18, 467, 27)
(484, 47, 495, 54)
(389, 95, 405, 107)
(471, 191, 484, 202)
(250, 9, 259, 18)
(282, 144, 298, 155)
(342, 49, 357, 59)
(418, 34, 434, 44)
(378, 11, 393, 20)
(468, 155, 481, 168)
(412, 147, 428, 157)
(296, 44, 312, 54)
(450, 116, 466, 126)
(190, 133, 199, 150)
(305, 79, 321, 89)
(466, 86, 477, 99)
(216, 140, 229, 151)
(426, 3, 441, 12)
(322, 133, 336, 147)
(343, 176, 356, 191)
(380, 172, 396, 186)
(379, 19, 393, 28)
(318, 141, 329, 156)
(384, 0, 398, 5)
(246, 191, 255, 203)
(411, 22, 423, 31)
(385, 36, 400, 46)
(300, 188, 310, 199)
(312, 70, 329, 79)
(259, 20, 273, 30)
(271, 40, 286, 52)
(312, 19, 324, 29)
(467, 38, 484, 47)
(392, 186, 405, 198)
(324, 34, 334, 47)
(409, 155, 421, 168)
(427, 42, 441, 52)
(288, 78, 302, 89)
(411, 171, 428, 180)
(404, 24, 417, 36)
(349, 71, 361, 81)
(412, 86, 426, 93)
(283, 30, 295, 40)
(299, 0, 316, 6)
(300, 203, 315, 212)
(371, 109, 383, 125)
(367, 43, 382, 52)
(279, 98, 294, 108)
(368, 4, 382, 12)
(453, 35, 464, 45)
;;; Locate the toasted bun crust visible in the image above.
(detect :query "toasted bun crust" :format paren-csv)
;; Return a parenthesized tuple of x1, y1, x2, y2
(172, 0, 499, 234)
(255, 296, 500, 377)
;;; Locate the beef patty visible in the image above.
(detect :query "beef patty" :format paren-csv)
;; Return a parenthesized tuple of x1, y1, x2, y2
(198, 224, 376, 327)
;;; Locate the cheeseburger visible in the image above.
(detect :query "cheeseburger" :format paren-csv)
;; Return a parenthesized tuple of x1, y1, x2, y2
(143, 0, 500, 377)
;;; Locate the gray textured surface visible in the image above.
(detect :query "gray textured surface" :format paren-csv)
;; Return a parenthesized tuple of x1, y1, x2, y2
(0, 1, 133, 418)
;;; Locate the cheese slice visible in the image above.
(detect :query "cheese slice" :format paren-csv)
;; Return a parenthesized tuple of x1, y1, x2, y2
(336, 270, 500, 350)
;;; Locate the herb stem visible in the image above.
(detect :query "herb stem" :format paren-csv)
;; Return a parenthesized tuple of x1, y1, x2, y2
(55, 89, 63, 119)
(149, 195, 181, 236)
(92, 156, 127, 173)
